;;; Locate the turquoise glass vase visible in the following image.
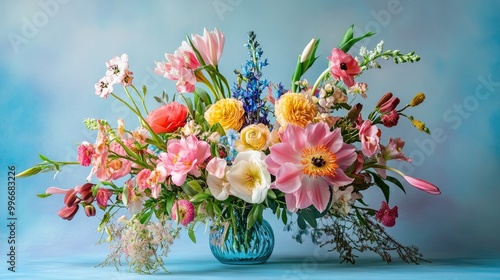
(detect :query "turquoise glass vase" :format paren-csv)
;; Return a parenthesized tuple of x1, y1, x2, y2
(209, 211, 274, 265)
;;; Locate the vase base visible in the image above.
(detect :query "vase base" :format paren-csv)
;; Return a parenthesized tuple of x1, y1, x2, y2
(216, 259, 269, 265)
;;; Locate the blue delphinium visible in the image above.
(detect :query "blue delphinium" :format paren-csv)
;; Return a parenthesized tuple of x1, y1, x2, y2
(232, 31, 272, 127)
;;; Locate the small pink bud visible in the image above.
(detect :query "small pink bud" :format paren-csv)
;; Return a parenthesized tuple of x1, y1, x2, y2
(84, 205, 96, 217)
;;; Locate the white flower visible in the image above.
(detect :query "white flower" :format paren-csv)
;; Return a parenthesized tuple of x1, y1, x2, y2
(226, 151, 271, 204)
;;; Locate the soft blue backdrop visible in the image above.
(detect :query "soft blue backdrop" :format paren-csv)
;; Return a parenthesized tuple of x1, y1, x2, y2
(1, 0, 499, 277)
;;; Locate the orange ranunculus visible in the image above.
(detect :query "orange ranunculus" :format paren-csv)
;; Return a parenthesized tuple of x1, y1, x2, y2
(145, 102, 188, 134)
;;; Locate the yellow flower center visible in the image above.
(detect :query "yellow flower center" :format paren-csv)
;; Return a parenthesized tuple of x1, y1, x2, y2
(301, 145, 338, 178)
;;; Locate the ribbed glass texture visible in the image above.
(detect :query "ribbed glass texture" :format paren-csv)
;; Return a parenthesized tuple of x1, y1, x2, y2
(209, 216, 274, 265)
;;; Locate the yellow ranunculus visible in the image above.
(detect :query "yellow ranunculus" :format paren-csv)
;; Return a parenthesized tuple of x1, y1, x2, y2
(235, 124, 271, 152)
(275, 92, 318, 129)
(204, 98, 245, 131)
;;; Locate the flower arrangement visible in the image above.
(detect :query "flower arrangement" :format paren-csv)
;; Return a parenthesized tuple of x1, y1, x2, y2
(18, 25, 440, 273)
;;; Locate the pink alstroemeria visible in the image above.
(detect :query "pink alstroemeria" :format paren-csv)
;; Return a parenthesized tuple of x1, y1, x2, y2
(359, 119, 380, 157)
(159, 135, 211, 186)
(122, 179, 147, 215)
(146, 164, 169, 198)
(403, 175, 441, 195)
(376, 138, 411, 178)
(376, 201, 398, 227)
(265, 122, 357, 212)
(327, 48, 360, 87)
(94, 142, 132, 182)
(190, 28, 225, 66)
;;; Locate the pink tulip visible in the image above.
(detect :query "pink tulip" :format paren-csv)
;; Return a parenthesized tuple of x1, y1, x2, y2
(403, 175, 441, 195)
(190, 28, 225, 66)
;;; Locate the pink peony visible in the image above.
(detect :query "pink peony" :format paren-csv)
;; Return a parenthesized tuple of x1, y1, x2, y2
(265, 122, 357, 212)
(145, 102, 189, 134)
(376, 201, 398, 227)
(359, 119, 380, 157)
(190, 28, 225, 66)
(171, 199, 195, 226)
(159, 135, 211, 186)
(327, 48, 360, 87)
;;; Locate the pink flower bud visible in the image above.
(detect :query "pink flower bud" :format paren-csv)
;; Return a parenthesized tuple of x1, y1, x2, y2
(403, 175, 441, 195)
(381, 110, 400, 127)
(63, 189, 79, 207)
(78, 183, 95, 204)
(58, 205, 79, 221)
(378, 96, 400, 114)
(84, 205, 96, 217)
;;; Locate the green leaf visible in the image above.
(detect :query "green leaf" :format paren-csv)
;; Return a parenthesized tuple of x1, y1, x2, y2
(297, 215, 307, 230)
(369, 171, 391, 203)
(91, 183, 100, 197)
(190, 193, 210, 203)
(188, 228, 197, 243)
(180, 95, 195, 119)
(182, 180, 204, 197)
(206, 201, 214, 218)
(154, 96, 164, 104)
(337, 25, 354, 50)
(386, 175, 407, 194)
(299, 208, 318, 228)
(281, 208, 288, 224)
(213, 203, 222, 216)
(266, 189, 277, 200)
(140, 210, 153, 224)
(194, 88, 213, 105)
(36, 193, 52, 198)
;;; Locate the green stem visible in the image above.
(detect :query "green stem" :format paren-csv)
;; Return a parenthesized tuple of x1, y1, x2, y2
(365, 164, 405, 177)
(310, 68, 330, 95)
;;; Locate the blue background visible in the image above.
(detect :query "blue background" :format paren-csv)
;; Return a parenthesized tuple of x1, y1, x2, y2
(1, 0, 500, 278)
